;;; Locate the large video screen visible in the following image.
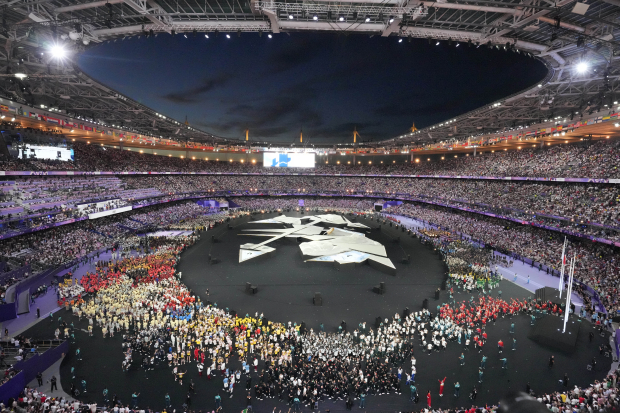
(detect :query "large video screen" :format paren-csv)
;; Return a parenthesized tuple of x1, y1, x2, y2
(88, 206, 132, 220)
(19, 145, 74, 162)
(263, 152, 315, 168)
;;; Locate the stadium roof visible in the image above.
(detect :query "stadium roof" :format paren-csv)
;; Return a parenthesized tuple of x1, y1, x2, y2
(1, 0, 619, 145)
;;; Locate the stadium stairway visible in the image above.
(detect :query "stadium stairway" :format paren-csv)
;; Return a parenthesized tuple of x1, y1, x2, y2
(127, 217, 148, 225)
(116, 224, 138, 232)
(226, 198, 241, 208)
(88, 229, 112, 239)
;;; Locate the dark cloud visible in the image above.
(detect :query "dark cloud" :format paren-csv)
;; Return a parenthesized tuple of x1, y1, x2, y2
(268, 37, 331, 74)
(374, 94, 430, 118)
(198, 78, 326, 140)
(204, 96, 324, 141)
(79, 33, 548, 142)
(248, 126, 292, 138)
(161, 73, 233, 104)
(374, 102, 412, 117)
(197, 119, 236, 133)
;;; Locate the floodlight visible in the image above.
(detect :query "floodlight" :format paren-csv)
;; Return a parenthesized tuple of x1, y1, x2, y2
(268, 34, 272, 38)
(313, 14, 318, 20)
(49, 44, 67, 59)
(365, 16, 370, 22)
(398, 38, 403, 43)
(339, 15, 344, 21)
(389, 17, 394, 23)
(288, 14, 294, 19)
(226, 34, 231, 38)
(576, 61, 589, 73)
(436, 41, 440, 45)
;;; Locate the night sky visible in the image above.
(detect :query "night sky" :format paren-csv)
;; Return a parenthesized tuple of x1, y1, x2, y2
(77, 32, 548, 143)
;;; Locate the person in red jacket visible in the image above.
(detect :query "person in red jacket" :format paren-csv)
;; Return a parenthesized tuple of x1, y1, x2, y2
(427, 390, 432, 408)
(439, 377, 446, 397)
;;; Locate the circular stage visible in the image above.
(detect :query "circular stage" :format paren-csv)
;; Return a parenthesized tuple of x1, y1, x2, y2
(178, 211, 450, 330)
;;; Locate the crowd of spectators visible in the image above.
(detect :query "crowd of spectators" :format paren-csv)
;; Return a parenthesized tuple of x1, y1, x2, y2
(166, 212, 237, 231)
(0, 135, 619, 246)
(232, 196, 376, 212)
(0, 201, 228, 268)
(55, 139, 607, 177)
(0, 136, 618, 177)
(5, 191, 615, 315)
(121, 175, 620, 239)
(2, 138, 620, 178)
(0, 201, 229, 307)
(1, 170, 619, 245)
(3, 192, 616, 316)
(385, 203, 620, 315)
(129, 203, 223, 229)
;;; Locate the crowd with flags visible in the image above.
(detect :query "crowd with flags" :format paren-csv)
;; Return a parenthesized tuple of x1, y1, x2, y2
(48, 222, 617, 412)
(49, 219, 564, 411)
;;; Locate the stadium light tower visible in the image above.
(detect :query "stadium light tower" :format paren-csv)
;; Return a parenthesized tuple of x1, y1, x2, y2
(49, 44, 67, 59)
(576, 61, 589, 74)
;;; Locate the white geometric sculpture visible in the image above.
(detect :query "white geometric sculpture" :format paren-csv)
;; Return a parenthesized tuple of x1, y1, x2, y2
(239, 245, 276, 262)
(238, 214, 395, 270)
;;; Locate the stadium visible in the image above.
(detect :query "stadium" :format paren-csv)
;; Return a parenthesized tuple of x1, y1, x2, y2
(0, 0, 619, 412)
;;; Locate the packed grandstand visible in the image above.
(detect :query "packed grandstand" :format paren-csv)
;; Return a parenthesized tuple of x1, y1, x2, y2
(3, 139, 620, 178)
(1, 127, 619, 413)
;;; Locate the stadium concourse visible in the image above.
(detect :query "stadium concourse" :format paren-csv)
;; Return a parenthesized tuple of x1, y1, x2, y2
(0, 142, 619, 413)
